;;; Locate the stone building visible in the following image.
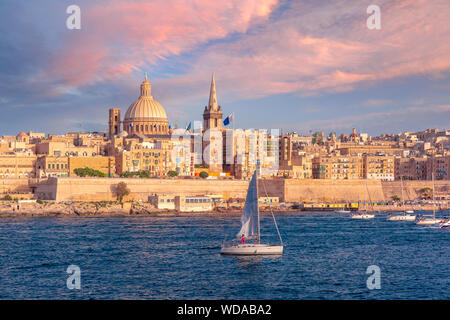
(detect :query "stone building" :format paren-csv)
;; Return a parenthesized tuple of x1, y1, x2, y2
(363, 155, 395, 181)
(0, 155, 37, 178)
(312, 155, 362, 180)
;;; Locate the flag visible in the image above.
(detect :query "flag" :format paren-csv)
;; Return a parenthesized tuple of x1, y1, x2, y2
(154, 123, 158, 128)
(185, 122, 191, 133)
(129, 122, 133, 127)
(174, 121, 179, 128)
(223, 112, 234, 126)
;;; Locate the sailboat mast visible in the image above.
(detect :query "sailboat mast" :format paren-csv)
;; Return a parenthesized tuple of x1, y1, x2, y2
(365, 179, 372, 211)
(432, 172, 436, 219)
(256, 168, 261, 244)
(400, 176, 405, 213)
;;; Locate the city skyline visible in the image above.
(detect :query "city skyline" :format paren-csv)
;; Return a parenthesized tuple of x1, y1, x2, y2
(1, 0, 450, 136)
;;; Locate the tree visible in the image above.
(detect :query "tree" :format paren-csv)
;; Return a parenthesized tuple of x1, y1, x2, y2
(199, 171, 209, 179)
(392, 195, 400, 202)
(115, 182, 130, 203)
(419, 187, 432, 199)
(120, 170, 150, 178)
(74, 167, 106, 177)
(167, 170, 179, 177)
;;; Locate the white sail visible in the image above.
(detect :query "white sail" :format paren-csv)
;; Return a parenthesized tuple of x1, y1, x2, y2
(237, 171, 259, 239)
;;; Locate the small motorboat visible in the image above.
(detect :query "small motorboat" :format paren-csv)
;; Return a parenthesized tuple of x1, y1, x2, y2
(387, 213, 416, 221)
(351, 213, 375, 219)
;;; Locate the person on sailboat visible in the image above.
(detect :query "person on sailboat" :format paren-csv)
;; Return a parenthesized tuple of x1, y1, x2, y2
(241, 233, 245, 244)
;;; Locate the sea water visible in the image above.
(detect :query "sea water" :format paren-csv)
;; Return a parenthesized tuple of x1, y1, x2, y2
(0, 211, 448, 299)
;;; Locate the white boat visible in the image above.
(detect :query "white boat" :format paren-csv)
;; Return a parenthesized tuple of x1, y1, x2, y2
(336, 209, 351, 214)
(221, 168, 283, 256)
(387, 178, 416, 221)
(351, 180, 375, 219)
(416, 173, 442, 226)
(351, 213, 375, 219)
(440, 219, 450, 229)
(416, 217, 443, 225)
(387, 214, 416, 221)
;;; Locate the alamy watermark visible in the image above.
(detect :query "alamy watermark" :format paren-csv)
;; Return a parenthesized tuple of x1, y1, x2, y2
(66, 264, 81, 290)
(367, 5, 381, 30)
(66, 5, 81, 30)
(366, 265, 381, 290)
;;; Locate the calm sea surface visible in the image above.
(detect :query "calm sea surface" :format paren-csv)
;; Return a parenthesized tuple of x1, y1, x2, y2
(0, 211, 448, 299)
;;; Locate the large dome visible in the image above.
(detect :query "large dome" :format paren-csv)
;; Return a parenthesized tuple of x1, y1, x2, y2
(123, 76, 169, 136)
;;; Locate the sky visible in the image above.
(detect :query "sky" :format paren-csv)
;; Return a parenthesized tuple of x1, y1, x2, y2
(0, 0, 449, 136)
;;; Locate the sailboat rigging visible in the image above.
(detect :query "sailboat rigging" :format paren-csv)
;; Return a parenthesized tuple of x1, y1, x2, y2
(220, 168, 283, 255)
(388, 176, 416, 221)
(416, 173, 443, 225)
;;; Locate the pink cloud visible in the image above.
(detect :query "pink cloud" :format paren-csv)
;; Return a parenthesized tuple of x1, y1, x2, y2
(47, 0, 450, 103)
(161, 0, 450, 101)
(48, 0, 278, 88)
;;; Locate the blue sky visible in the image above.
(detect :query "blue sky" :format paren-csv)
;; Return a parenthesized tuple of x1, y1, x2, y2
(0, 0, 449, 136)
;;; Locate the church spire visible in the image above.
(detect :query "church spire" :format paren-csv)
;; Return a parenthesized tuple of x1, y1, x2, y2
(208, 72, 218, 111)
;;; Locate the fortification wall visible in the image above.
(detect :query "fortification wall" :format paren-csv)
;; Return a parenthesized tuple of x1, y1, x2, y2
(34, 177, 450, 203)
(381, 180, 449, 201)
(51, 178, 251, 202)
(0, 178, 32, 194)
(283, 179, 385, 202)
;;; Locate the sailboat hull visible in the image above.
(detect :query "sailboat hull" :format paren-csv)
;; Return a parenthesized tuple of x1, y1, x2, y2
(416, 218, 442, 225)
(387, 214, 416, 221)
(351, 214, 375, 219)
(220, 244, 283, 255)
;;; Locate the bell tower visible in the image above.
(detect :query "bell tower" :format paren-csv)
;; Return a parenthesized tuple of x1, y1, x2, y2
(202, 73, 223, 172)
(109, 108, 121, 137)
(203, 72, 223, 132)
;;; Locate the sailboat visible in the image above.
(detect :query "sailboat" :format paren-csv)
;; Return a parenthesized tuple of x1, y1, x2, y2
(416, 173, 443, 226)
(220, 169, 283, 255)
(440, 219, 450, 229)
(388, 177, 416, 221)
(351, 179, 375, 219)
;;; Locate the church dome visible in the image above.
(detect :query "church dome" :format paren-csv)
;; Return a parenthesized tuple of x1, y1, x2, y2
(123, 75, 169, 136)
(124, 77, 167, 121)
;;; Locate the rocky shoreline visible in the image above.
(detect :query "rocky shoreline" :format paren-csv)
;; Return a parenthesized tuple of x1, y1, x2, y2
(0, 200, 445, 218)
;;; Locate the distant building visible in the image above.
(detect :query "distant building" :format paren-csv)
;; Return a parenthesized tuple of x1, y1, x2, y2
(175, 195, 213, 212)
(363, 155, 395, 181)
(312, 155, 362, 179)
(149, 194, 176, 210)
